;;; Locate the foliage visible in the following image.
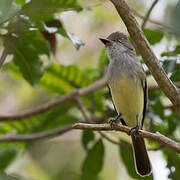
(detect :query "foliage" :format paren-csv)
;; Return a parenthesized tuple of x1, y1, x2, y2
(82, 130, 95, 151)
(0, 0, 84, 85)
(0, 0, 179, 180)
(81, 139, 105, 180)
(164, 149, 180, 180)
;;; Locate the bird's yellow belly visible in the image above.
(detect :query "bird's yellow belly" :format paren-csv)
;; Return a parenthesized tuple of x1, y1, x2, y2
(110, 75, 144, 127)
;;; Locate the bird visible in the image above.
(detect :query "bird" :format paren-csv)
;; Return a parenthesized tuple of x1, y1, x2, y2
(99, 31, 152, 176)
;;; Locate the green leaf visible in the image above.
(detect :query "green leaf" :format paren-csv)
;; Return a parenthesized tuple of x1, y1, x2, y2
(3, 31, 50, 85)
(162, 60, 177, 73)
(82, 130, 95, 151)
(170, 66, 180, 81)
(7, 17, 30, 35)
(15, 0, 26, 6)
(0, 149, 17, 171)
(164, 149, 180, 179)
(166, 116, 177, 135)
(57, 29, 84, 50)
(144, 29, 164, 45)
(119, 140, 153, 179)
(40, 63, 91, 94)
(161, 45, 180, 57)
(0, 0, 19, 24)
(22, 0, 81, 22)
(2, 60, 22, 79)
(170, 1, 180, 37)
(81, 139, 104, 180)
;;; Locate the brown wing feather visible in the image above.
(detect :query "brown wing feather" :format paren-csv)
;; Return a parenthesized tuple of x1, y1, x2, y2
(141, 79, 148, 129)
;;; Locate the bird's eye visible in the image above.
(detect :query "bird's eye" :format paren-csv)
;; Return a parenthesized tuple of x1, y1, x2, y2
(118, 38, 124, 42)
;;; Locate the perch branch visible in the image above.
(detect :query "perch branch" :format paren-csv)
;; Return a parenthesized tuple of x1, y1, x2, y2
(73, 123, 180, 153)
(75, 98, 123, 147)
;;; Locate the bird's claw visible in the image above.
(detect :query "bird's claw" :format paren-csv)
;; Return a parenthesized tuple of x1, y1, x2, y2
(109, 119, 117, 128)
(129, 125, 139, 135)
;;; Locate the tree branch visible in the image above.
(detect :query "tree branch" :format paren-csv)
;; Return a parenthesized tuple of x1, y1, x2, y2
(141, 0, 159, 30)
(109, 0, 180, 115)
(75, 97, 124, 147)
(0, 77, 178, 121)
(0, 49, 8, 68)
(0, 114, 113, 142)
(133, 9, 171, 30)
(0, 125, 72, 142)
(0, 77, 108, 121)
(72, 123, 180, 153)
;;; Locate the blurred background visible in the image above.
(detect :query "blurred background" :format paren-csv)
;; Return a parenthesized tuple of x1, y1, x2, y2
(0, 0, 180, 179)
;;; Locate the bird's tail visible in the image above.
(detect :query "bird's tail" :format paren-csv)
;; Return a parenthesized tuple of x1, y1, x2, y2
(131, 134, 152, 176)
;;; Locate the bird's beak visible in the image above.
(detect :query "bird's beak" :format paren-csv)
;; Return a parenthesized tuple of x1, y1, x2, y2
(99, 38, 112, 46)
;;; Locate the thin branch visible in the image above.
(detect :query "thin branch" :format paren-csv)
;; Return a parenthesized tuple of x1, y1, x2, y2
(75, 97, 123, 147)
(73, 123, 180, 153)
(141, 0, 159, 30)
(0, 78, 178, 122)
(0, 77, 108, 121)
(133, 10, 171, 30)
(0, 76, 178, 122)
(0, 125, 72, 142)
(0, 91, 78, 121)
(99, 131, 121, 145)
(0, 114, 113, 142)
(0, 49, 8, 68)
(75, 98, 90, 122)
(109, 0, 180, 115)
(91, 112, 115, 123)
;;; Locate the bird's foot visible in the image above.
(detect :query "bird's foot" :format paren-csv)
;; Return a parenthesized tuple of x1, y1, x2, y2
(129, 125, 139, 136)
(109, 115, 121, 128)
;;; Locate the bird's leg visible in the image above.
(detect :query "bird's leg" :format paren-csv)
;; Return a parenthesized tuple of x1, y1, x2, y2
(129, 115, 140, 135)
(109, 113, 126, 128)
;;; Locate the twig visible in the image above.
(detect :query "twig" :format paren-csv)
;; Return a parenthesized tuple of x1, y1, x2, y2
(0, 77, 108, 121)
(141, 0, 159, 30)
(91, 112, 115, 123)
(133, 10, 171, 30)
(75, 97, 123, 147)
(109, 0, 180, 115)
(99, 131, 121, 145)
(0, 113, 116, 142)
(0, 125, 72, 142)
(0, 49, 8, 68)
(75, 98, 90, 122)
(72, 123, 180, 153)
(0, 91, 78, 121)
